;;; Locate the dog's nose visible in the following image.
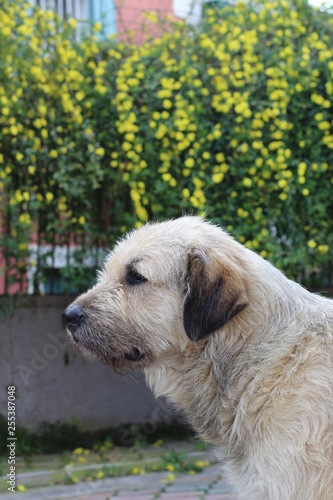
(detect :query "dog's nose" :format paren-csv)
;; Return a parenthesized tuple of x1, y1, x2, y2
(62, 305, 84, 326)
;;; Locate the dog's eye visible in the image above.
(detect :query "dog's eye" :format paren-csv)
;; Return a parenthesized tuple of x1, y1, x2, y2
(126, 268, 148, 285)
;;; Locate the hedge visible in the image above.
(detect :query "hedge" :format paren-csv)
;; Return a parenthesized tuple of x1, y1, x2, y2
(0, 0, 332, 294)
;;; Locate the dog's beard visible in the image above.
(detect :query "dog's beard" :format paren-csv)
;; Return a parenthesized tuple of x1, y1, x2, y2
(67, 323, 146, 374)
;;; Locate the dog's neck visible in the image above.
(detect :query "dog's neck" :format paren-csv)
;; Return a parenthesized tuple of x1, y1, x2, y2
(145, 329, 249, 447)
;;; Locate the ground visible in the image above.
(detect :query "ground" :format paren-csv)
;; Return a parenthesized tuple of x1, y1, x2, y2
(0, 440, 238, 500)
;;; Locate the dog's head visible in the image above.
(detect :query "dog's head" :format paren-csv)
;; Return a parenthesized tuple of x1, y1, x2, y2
(63, 217, 249, 371)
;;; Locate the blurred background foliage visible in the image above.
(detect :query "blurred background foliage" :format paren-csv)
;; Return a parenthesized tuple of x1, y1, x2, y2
(0, 0, 333, 294)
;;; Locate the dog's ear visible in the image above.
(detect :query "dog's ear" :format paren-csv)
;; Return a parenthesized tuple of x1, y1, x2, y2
(183, 249, 248, 343)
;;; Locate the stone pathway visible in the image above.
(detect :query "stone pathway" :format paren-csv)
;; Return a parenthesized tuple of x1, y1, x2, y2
(0, 464, 238, 500)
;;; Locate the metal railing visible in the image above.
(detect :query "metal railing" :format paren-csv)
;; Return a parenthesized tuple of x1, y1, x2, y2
(34, 0, 89, 22)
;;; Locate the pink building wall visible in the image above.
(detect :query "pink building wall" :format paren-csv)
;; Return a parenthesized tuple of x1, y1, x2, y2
(115, 0, 174, 45)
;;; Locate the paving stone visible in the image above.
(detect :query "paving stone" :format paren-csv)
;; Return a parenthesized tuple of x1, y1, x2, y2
(64, 494, 114, 500)
(115, 491, 160, 499)
(205, 495, 238, 500)
(175, 475, 218, 484)
(116, 490, 160, 496)
(209, 484, 235, 493)
(113, 495, 156, 500)
(164, 484, 206, 492)
(159, 494, 204, 499)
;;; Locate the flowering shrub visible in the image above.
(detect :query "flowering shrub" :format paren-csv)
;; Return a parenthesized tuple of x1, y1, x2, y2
(0, 0, 332, 294)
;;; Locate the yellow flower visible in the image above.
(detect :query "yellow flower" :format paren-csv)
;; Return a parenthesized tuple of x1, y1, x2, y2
(38, 104, 47, 115)
(190, 196, 199, 208)
(185, 157, 195, 168)
(17, 484, 26, 492)
(155, 124, 167, 139)
(19, 213, 31, 225)
(278, 179, 287, 189)
(16, 152, 24, 162)
(318, 245, 329, 254)
(162, 173, 171, 182)
(255, 158, 263, 167)
(78, 456, 86, 463)
(212, 173, 224, 184)
(318, 121, 330, 131)
(75, 91, 85, 101)
(167, 473, 175, 481)
(144, 11, 158, 23)
(68, 17, 77, 29)
(153, 439, 163, 447)
(215, 152, 225, 163)
(125, 132, 135, 142)
(95, 67, 105, 77)
(308, 240, 317, 249)
(132, 467, 139, 474)
(279, 192, 288, 201)
(243, 178, 252, 188)
(157, 89, 172, 99)
(237, 208, 248, 218)
(93, 21, 102, 32)
(49, 149, 58, 158)
(130, 189, 140, 202)
(78, 216, 86, 225)
(2, 26, 11, 37)
(95, 147, 105, 157)
(302, 188, 309, 196)
(166, 463, 175, 472)
(45, 192, 54, 203)
(163, 99, 172, 109)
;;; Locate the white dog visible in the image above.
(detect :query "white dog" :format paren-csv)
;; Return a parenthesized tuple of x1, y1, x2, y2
(64, 217, 333, 499)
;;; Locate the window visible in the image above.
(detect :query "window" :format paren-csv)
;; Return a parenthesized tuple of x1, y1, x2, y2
(27, 244, 104, 295)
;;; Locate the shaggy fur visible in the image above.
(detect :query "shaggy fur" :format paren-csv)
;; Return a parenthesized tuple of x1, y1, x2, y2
(64, 216, 333, 499)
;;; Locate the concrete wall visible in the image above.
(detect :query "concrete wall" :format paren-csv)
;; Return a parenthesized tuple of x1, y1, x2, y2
(0, 297, 178, 432)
